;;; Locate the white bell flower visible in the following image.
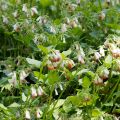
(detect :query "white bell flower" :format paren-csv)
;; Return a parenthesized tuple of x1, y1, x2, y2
(25, 110, 31, 119)
(31, 87, 37, 98)
(22, 4, 28, 13)
(61, 24, 67, 32)
(37, 86, 44, 96)
(2, 16, 9, 24)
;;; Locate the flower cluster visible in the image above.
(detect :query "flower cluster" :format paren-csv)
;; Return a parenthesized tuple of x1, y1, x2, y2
(47, 50, 62, 70)
(25, 108, 42, 119)
(31, 86, 44, 98)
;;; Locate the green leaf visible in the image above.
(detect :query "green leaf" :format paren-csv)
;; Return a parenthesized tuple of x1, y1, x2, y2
(87, 71, 95, 78)
(92, 109, 102, 117)
(104, 55, 112, 68)
(63, 100, 73, 113)
(1, 84, 12, 91)
(40, 0, 52, 7)
(53, 109, 60, 120)
(0, 104, 7, 110)
(113, 91, 120, 98)
(49, 99, 65, 110)
(22, 93, 27, 102)
(0, 77, 8, 86)
(106, 23, 120, 30)
(26, 58, 41, 68)
(113, 109, 120, 114)
(54, 99, 65, 108)
(69, 27, 82, 36)
(69, 96, 80, 106)
(34, 71, 40, 76)
(103, 101, 113, 107)
(47, 71, 59, 85)
(62, 49, 71, 58)
(77, 69, 89, 76)
(8, 102, 20, 108)
(33, 71, 44, 82)
(82, 76, 91, 89)
(38, 45, 49, 54)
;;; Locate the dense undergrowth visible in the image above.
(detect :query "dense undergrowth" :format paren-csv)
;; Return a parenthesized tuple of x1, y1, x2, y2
(1, 0, 120, 120)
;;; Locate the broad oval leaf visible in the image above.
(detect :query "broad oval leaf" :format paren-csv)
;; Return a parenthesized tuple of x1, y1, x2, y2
(26, 58, 41, 68)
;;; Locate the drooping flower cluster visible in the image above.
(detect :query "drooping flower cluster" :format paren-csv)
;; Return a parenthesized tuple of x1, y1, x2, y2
(94, 46, 105, 61)
(8, 70, 29, 86)
(25, 108, 42, 119)
(62, 59, 75, 70)
(47, 50, 62, 70)
(94, 67, 109, 86)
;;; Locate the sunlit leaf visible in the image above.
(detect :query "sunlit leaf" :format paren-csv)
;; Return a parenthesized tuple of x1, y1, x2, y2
(47, 71, 59, 85)
(8, 102, 20, 108)
(26, 58, 41, 68)
(22, 93, 27, 102)
(104, 55, 112, 68)
(92, 109, 102, 117)
(82, 76, 91, 88)
(40, 0, 52, 7)
(38, 45, 49, 54)
(0, 104, 7, 110)
(62, 49, 71, 57)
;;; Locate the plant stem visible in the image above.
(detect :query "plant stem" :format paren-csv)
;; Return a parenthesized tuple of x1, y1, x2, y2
(105, 76, 120, 103)
(98, 0, 102, 11)
(43, 85, 55, 120)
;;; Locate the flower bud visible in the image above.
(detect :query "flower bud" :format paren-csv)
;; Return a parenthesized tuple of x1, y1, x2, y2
(100, 46, 105, 57)
(74, 17, 78, 24)
(53, 62, 58, 68)
(50, 26, 56, 34)
(36, 108, 41, 118)
(31, 7, 38, 16)
(1, 4, 8, 11)
(70, 21, 77, 28)
(49, 50, 61, 62)
(2, 16, 9, 25)
(84, 96, 91, 102)
(99, 12, 105, 20)
(36, 16, 42, 22)
(94, 75, 103, 85)
(94, 52, 101, 61)
(66, 59, 75, 69)
(61, 24, 67, 33)
(55, 88, 58, 96)
(20, 70, 28, 83)
(99, 68, 109, 80)
(47, 65, 55, 70)
(8, 72, 18, 86)
(113, 59, 120, 72)
(37, 86, 44, 96)
(76, 0, 80, 4)
(111, 48, 120, 58)
(25, 110, 31, 120)
(50, 53, 58, 62)
(65, 17, 70, 24)
(13, 11, 19, 18)
(31, 87, 37, 98)
(59, 83, 63, 91)
(78, 55, 85, 64)
(22, 4, 28, 13)
(47, 60, 55, 70)
(13, 23, 20, 32)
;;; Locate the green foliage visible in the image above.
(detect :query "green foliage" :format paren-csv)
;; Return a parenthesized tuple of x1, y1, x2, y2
(1, 0, 120, 120)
